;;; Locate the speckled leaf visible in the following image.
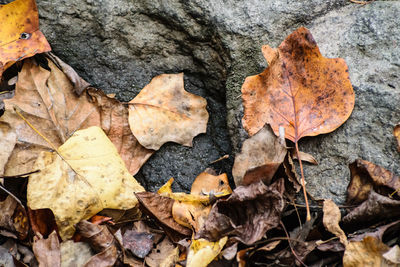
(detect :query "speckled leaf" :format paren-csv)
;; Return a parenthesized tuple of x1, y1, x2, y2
(242, 27, 354, 142)
(128, 73, 208, 150)
(0, 0, 51, 76)
(27, 126, 145, 240)
(343, 236, 389, 267)
(187, 237, 228, 267)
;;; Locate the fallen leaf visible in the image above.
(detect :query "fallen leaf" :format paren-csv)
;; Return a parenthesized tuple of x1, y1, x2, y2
(323, 199, 347, 246)
(187, 237, 228, 267)
(0, 196, 28, 239)
(128, 73, 208, 150)
(394, 125, 400, 152)
(123, 230, 153, 258)
(241, 27, 354, 140)
(60, 240, 94, 267)
(27, 126, 144, 239)
(0, 122, 16, 175)
(349, 220, 400, 243)
(343, 190, 400, 229)
(347, 159, 400, 204)
(232, 125, 287, 186)
(145, 237, 179, 267)
(0, 0, 51, 76)
(343, 236, 389, 267)
(383, 245, 400, 265)
(172, 170, 232, 232)
(198, 179, 285, 245)
(0, 246, 14, 267)
(76, 220, 119, 266)
(28, 208, 58, 238)
(135, 191, 192, 242)
(32, 231, 61, 267)
(291, 150, 318, 165)
(0, 57, 153, 176)
(283, 153, 302, 193)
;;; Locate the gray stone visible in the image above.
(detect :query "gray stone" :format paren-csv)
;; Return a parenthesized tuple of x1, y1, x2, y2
(34, 0, 399, 202)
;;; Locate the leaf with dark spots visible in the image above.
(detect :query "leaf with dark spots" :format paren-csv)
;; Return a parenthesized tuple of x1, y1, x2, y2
(32, 231, 61, 267)
(232, 125, 287, 186)
(145, 237, 179, 267)
(0, 196, 28, 239)
(76, 220, 119, 266)
(343, 236, 389, 267)
(135, 192, 192, 242)
(123, 230, 153, 258)
(343, 190, 400, 229)
(197, 179, 285, 245)
(347, 159, 400, 204)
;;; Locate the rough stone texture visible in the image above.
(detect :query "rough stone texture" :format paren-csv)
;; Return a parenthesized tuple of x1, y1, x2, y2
(34, 0, 399, 201)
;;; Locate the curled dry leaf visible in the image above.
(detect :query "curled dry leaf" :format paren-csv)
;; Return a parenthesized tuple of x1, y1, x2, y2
(128, 73, 208, 150)
(291, 150, 318, 165)
(241, 27, 354, 140)
(343, 236, 389, 267)
(347, 159, 400, 204)
(172, 170, 232, 232)
(32, 231, 61, 267)
(383, 245, 400, 265)
(343, 190, 400, 228)
(232, 125, 287, 186)
(135, 191, 192, 242)
(0, 0, 51, 76)
(0, 196, 28, 239)
(322, 199, 347, 246)
(145, 237, 179, 267)
(187, 237, 228, 267)
(394, 125, 400, 152)
(27, 126, 144, 240)
(0, 57, 153, 176)
(198, 179, 285, 245)
(76, 220, 119, 266)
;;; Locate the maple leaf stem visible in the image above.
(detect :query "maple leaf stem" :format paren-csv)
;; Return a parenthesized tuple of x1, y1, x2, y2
(295, 140, 311, 221)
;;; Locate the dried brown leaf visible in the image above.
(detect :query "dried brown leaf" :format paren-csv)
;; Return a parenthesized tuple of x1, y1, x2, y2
(343, 236, 389, 267)
(347, 159, 400, 204)
(123, 230, 153, 258)
(32, 231, 61, 267)
(135, 192, 192, 242)
(383, 245, 400, 265)
(292, 150, 318, 165)
(323, 199, 347, 246)
(198, 179, 285, 245)
(145, 237, 179, 267)
(394, 125, 400, 152)
(128, 73, 208, 150)
(0, 196, 28, 239)
(232, 125, 287, 186)
(0, 122, 16, 175)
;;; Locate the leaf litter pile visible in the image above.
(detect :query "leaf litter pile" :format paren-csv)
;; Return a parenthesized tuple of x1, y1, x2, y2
(0, 0, 399, 266)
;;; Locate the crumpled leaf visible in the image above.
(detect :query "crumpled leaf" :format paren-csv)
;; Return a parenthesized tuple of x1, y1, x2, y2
(76, 220, 119, 266)
(135, 191, 192, 242)
(0, 0, 51, 76)
(172, 170, 232, 232)
(123, 230, 153, 258)
(241, 27, 354, 141)
(0, 196, 28, 240)
(27, 126, 144, 240)
(232, 125, 287, 186)
(60, 240, 94, 267)
(343, 190, 400, 228)
(187, 237, 228, 267)
(145, 237, 179, 267)
(28, 208, 58, 238)
(32, 231, 61, 267)
(128, 73, 208, 150)
(323, 199, 347, 246)
(347, 159, 400, 204)
(343, 236, 389, 267)
(198, 179, 285, 245)
(0, 122, 16, 175)
(0, 57, 153, 176)
(394, 125, 400, 152)
(292, 150, 318, 165)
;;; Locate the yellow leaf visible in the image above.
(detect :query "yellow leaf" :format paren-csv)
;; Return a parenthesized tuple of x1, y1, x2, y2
(187, 237, 228, 267)
(27, 126, 144, 240)
(0, 0, 51, 76)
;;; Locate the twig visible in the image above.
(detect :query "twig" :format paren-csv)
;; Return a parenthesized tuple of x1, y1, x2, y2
(349, 0, 375, 5)
(0, 170, 40, 179)
(280, 221, 308, 267)
(210, 154, 229, 164)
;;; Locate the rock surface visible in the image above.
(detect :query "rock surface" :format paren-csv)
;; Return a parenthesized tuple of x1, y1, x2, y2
(35, 0, 399, 202)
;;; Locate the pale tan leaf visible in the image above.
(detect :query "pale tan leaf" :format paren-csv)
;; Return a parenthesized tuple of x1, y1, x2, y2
(128, 73, 208, 150)
(0, 122, 16, 175)
(343, 236, 389, 267)
(323, 199, 347, 246)
(187, 237, 228, 267)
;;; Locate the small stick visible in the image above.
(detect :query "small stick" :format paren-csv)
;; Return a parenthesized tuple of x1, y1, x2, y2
(280, 221, 308, 267)
(210, 154, 229, 164)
